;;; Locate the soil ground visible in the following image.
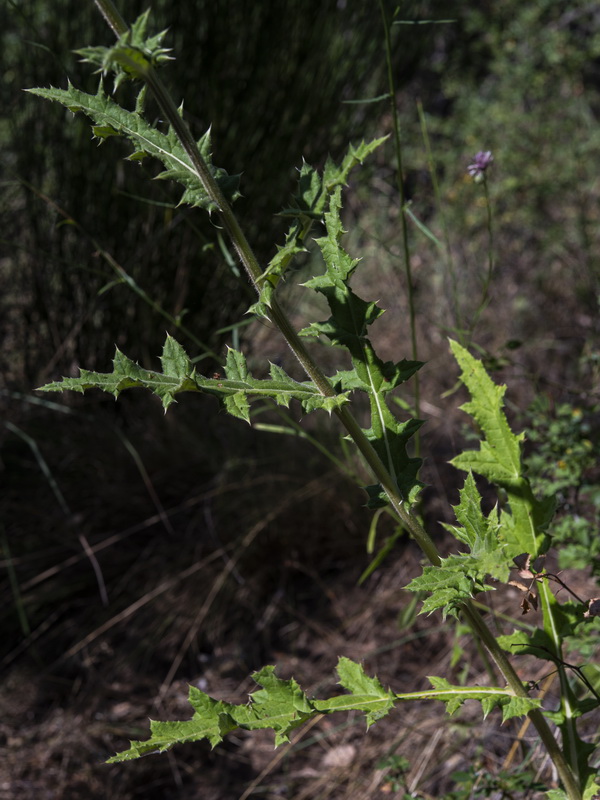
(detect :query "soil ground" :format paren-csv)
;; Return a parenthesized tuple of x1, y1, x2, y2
(2, 363, 598, 798)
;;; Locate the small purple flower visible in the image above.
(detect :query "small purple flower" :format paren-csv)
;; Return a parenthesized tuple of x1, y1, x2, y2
(467, 150, 494, 179)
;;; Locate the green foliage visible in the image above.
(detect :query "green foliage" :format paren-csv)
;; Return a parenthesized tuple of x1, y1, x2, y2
(38, 157, 424, 504)
(440, 764, 547, 800)
(525, 397, 600, 574)
(27, 83, 240, 213)
(76, 9, 174, 88)
(27, 7, 600, 799)
(376, 757, 550, 800)
(450, 340, 555, 558)
(424, 675, 540, 721)
(6, 0, 393, 385)
(255, 137, 388, 312)
(300, 186, 423, 503)
(39, 334, 349, 420)
(107, 658, 395, 761)
(406, 472, 510, 617)
(108, 657, 539, 762)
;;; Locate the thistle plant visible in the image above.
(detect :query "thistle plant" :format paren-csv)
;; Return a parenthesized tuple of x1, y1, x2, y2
(29, 3, 599, 798)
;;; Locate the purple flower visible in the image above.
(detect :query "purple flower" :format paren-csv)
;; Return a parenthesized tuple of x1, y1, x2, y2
(467, 150, 494, 178)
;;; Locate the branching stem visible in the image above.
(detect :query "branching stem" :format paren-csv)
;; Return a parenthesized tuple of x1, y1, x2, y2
(90, 3, 582, 796)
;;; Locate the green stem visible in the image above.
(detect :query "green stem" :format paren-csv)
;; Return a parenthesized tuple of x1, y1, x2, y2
(538, 580, 582, 786)
(468, 175, 495, 341)
(483, 176, 494, 292)
(91, 4, 581, 795)
(378, 0, 420, 448)
(460, 601, 581, 800)
(94, 2, 440, 556)
(93, 0, 125, 36)
(417, 100, 464, 341)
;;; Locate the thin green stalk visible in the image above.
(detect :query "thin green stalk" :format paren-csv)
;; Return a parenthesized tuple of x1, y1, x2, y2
(253, 404, 358, 482)
(93, 0, 125, 36)
(90, 5, 581, 794)
(483, 176, 495, 295)
(1, 523, 31, 637)
(417, 100, 464, 341)
(538, 580, 582, 785)
(460, 600, 582, 800)
(378, 0, 420, 448)
(468, 174, 495, 340)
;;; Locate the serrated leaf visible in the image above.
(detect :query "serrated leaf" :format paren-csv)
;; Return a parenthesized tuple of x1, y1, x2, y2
(449, 340, 555, 558)
(106, 656, 542, 763)
(323, 136, 389, 192)
(425, 676, 540, 720)
(38, 336, 198, 410)
(109, 666, 314, 761)
(107, 688, 237, 761)
(406, 565, 493, 618)
(37, 336, 350, 417)
(256, 137, 387, 307)
(500, 694, 544, 721)
(300, 187, 423, 500)
(237, 666, 314, 746)
(224, 347, 250, 382)
(327, 657, 395, 727)
(407, 474, 511, 617)
(27, 83, 239, 212)
(109, 658, 397, 761)
(444, 471, 501, 553)
(159, 334, 193, 378)
(224, 391, 250, 422)
(76, 10, 174, 90)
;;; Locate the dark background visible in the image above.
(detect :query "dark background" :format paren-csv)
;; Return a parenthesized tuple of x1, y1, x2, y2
(2, 2, 599, 797)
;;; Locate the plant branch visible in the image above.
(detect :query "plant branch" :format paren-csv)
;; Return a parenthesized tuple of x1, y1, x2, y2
(90, 5, 582, 795)
(92, 0, 439, 559)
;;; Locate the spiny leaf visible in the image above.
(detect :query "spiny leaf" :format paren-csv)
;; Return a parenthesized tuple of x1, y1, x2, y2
(108, 691, 237, 760)
(37, 339, 198, 410)
(108, 666, 315, 761)
(406, 472, 511, 616)
(449, 340, 554, 558)
(37, 336, 350, 418)
(301, 187, 423, 501)
(255, 137, 388, 309)
(107, 657, 541, 763)
(26, 83, 239, 212)
(323, 137, 389, 193)
(328, 656, 395, 727)
(77, 9, 174, 89)
(109, 658, 394, 762)
(444, 471, 501, 552)
(406, 565, 495, 618)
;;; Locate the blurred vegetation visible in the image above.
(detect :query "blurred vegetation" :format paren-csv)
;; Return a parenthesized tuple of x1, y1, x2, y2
(2, 1, 600, 798)
(2, 0, 433, 387)
(375, 1, 600, 366)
